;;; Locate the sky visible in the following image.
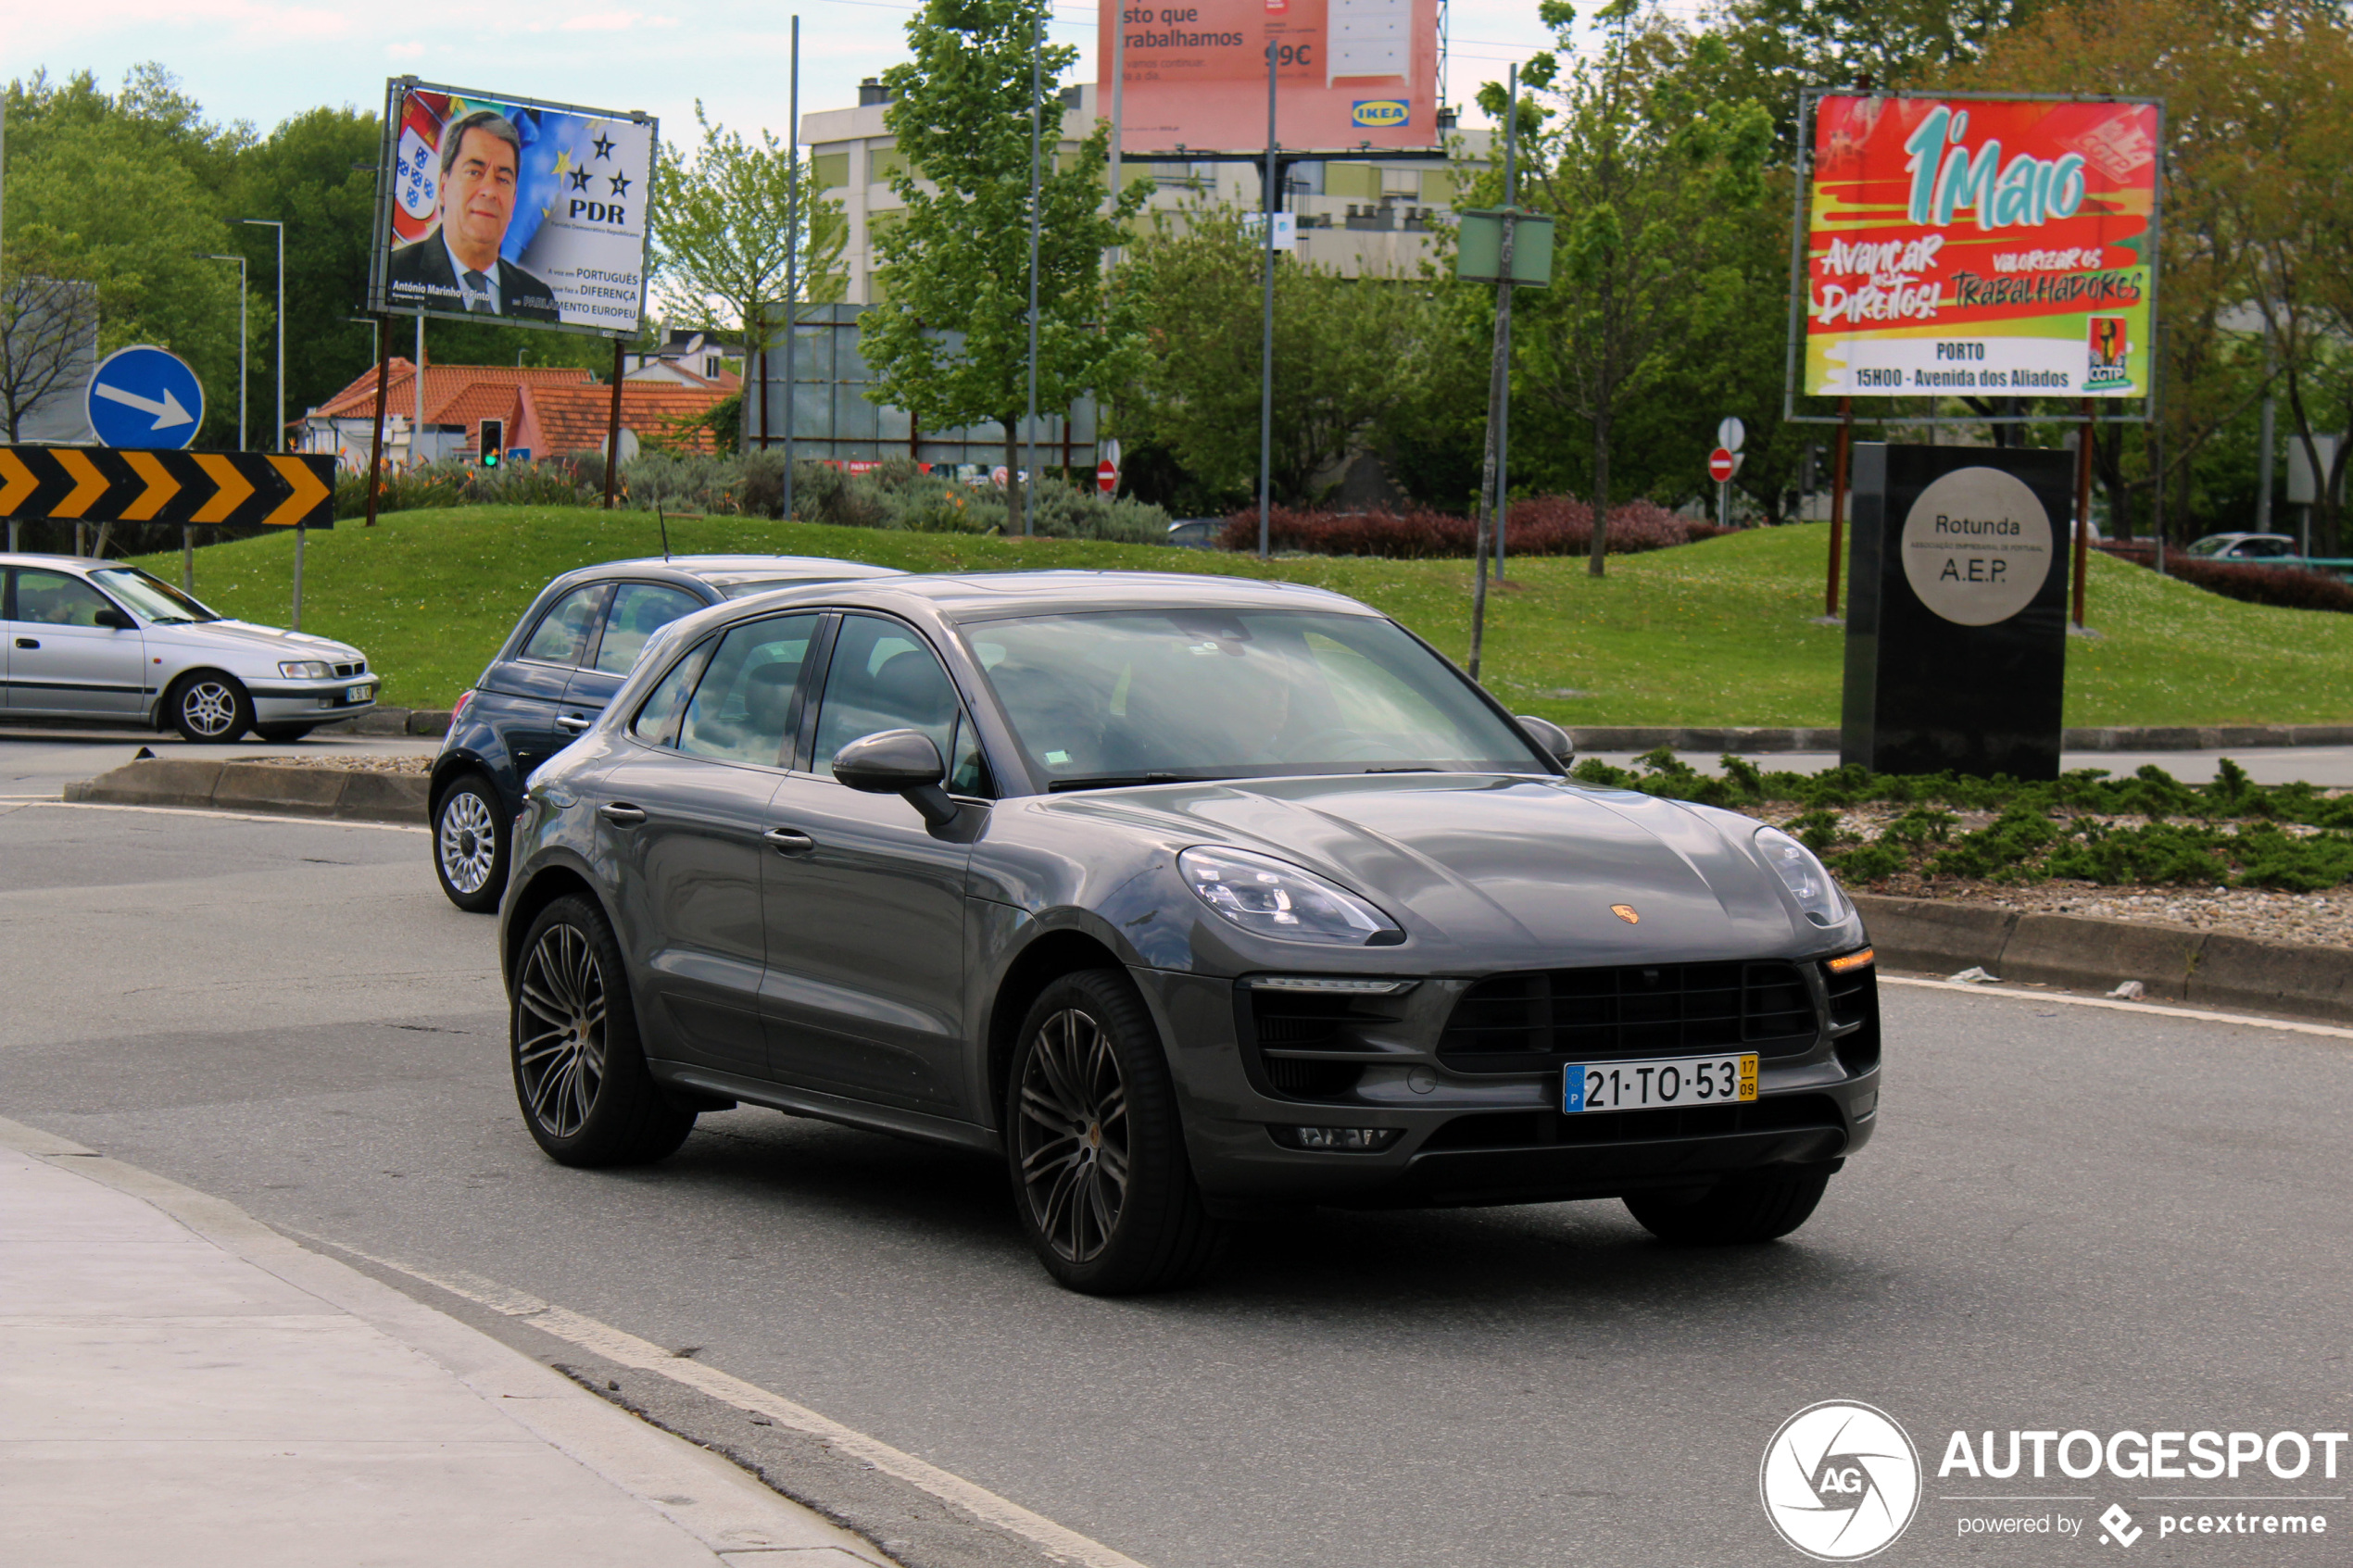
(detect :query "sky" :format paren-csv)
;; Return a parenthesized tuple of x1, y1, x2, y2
(0, 0, 1702, 153)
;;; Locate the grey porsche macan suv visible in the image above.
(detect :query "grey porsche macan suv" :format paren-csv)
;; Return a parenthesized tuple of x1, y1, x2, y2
(498, 571, 1881, 1293)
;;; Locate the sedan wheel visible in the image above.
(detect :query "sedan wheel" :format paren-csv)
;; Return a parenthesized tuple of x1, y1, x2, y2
(434, 778, 508, 912)
(1006, 970, 1223, 1294)
(168, 673, 251, 743)
(510, 894, 695, 1166)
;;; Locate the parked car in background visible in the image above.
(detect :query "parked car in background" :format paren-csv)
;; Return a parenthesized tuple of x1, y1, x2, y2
(431, 555, 903, 911)
(2186, 533, 2298, 561)
(0, 552, 376, 742)
(495, 571, 1879, 1293)
(1165, 519, 1226, 550)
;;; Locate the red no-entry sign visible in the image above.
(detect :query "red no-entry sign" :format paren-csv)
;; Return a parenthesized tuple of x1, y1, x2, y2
(1097, 458, 1118, 495)
(1708, 447, 1738, 483)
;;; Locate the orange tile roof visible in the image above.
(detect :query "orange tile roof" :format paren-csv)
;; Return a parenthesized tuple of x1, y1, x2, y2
(309, 359, 595, 422)
(521, 383, 735, 457)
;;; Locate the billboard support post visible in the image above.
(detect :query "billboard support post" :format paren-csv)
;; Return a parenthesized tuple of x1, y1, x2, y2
(1825, 397, 1851, 618)
(363, 315, 393, 528)
(2072, 397, 2094, 628)
(292, 522, 304, 631)
(603, 337, 624, 509)
(1256, 42, 1277, 561)
(783, 14, 799, 520)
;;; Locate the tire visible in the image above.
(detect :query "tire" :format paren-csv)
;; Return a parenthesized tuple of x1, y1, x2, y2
(166, 672, 252, 743)
(1005, 969, 1225, 1295)
(255, 722, 319, 743)
(510, 893, 695, 1167)
(1623, 1163, 1835, 1245)
(434, 775, 509, 913)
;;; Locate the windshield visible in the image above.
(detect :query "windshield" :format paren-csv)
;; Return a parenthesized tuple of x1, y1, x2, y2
(964, 608, 1547, 789)
(90, 568, 220, 623)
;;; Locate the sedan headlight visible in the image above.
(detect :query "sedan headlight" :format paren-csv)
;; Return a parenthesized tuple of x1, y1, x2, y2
(1754, 825, 1848, 925)
(1178, 846, 1401, 946)
(279, 660, 333, 680)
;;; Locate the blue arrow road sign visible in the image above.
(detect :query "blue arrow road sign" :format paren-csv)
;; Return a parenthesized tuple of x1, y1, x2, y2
(86, 345, 206, 450)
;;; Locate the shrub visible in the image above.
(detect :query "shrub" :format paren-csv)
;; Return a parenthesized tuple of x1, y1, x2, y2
(1217, 496, 1722, 558)
(2098, 544, 2353, 614)
(333, 458, 599, 519)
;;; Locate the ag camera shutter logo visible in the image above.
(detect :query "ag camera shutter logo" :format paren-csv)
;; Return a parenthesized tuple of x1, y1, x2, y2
(1761, 1400, 1922, 1561)
(1352, 100, 1410, 129)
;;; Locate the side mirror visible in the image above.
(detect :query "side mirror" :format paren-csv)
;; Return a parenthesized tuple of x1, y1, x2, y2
(94, 608, 136, 631)
(1515, 714, 1576, 769)
(832, 728, 960, 828)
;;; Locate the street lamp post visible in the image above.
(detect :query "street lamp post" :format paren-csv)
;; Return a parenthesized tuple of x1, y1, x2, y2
(237, 220, 285, 452)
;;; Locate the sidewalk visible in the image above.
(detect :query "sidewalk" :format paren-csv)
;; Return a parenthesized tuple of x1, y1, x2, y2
(0, 1118, 890, 1568)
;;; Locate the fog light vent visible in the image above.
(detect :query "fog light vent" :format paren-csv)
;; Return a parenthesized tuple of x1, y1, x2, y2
(1272, 1125, 1401, 1153)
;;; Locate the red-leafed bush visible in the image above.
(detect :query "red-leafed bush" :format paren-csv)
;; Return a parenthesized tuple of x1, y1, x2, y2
(2096, 544, 2353, 614)
(1218, 496, 1725, 558)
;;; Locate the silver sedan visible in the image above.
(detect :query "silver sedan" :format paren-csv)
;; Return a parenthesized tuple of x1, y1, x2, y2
(0, 552, 377, 742)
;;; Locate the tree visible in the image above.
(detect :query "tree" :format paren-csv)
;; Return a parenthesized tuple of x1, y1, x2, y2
(1503, 3, 1772, 573)
(1118, 203, 1436, 506)
(861, 0, 1149, 524)
(0, 270, 95, 440)
(652, 104, 848, 448)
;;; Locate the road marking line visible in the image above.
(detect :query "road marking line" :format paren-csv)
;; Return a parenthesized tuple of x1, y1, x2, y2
(1882, 975, 2353, 1041)
(295, 1235, 1150, 1568)
(2, 798, 427, 833)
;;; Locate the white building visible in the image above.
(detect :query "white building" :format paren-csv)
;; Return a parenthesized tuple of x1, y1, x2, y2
(803, 81, 1492, 304)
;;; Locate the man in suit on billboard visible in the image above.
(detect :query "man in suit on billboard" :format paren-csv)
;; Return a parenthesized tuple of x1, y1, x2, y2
(385, 109, 562, 322)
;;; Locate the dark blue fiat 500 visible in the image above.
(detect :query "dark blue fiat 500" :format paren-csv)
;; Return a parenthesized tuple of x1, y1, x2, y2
(431, 555, 900, 910)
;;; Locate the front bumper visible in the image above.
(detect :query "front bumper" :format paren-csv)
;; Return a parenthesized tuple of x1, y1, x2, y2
(1132, 963, 1879, 1211)
(247, 676, 380, 724)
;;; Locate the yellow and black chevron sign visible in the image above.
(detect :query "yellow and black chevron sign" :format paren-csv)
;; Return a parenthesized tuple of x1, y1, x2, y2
(0, 446, 334, 531)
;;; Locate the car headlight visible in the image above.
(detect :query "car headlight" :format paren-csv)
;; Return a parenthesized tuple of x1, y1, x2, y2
(1754, 825, 1848, 925)
(1177, 846, 1401, 946)
(279, 660, 333, 679)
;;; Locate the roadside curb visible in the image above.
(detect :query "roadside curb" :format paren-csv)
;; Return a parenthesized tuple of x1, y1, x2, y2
(319, 706, 454, 737)
(1567, 723, 2353, 754)
(63, 758, 430, 825)
(1855, 893, 2352, 1023)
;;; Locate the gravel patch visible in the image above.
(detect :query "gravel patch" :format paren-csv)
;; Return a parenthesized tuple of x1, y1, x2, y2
(243, 754, 433, 775)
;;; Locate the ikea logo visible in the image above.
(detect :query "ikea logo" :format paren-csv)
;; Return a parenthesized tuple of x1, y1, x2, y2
(1352, 100, 1410, 129)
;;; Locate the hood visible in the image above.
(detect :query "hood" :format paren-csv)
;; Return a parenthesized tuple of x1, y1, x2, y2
(1038, 773, 1815, 964)
(154, 620, 365, 663)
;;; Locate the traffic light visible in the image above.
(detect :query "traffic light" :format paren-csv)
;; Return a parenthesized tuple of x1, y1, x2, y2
(480, 419, 505, 469)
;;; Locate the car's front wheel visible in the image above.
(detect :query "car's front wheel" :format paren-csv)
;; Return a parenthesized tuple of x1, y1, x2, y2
(165, 672, 251, 743)
(510, 894, 696, 1167)
(434, 775, 509, 913)
(1005, 970, 1224, 1294)
(1623, 1163, 1835, 1244)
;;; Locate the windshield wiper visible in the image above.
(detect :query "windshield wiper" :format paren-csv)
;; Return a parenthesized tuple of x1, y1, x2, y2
(146, 615, 196, 624)
(1047, 771, 1211, 793)
(1363, 765, 1441, 773)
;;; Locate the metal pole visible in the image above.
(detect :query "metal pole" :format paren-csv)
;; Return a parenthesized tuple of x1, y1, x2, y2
(1024, 15, 1043, 537)
(182, 527, 193, 590)
(783, 14, 799, 519)
(1466, 207, 1516, 682)
(292, 523, 304, 630)
(602, 336, 625, 508)
(412, 313, 424, 466)
(237, 258, 248, 451)
(1495, 65, 1516, 580)
(2257, 314, 2275, 539)
(363, 315, 392, 526)
(2072, 397, 2095, 628)
(2151, 415, 2166, 576)
(1824, 396, 1851, 618)
(1257, 41, 1276, 560)
(1107, 0, 1127, 265)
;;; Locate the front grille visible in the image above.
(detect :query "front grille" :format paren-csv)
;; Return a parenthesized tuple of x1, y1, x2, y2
(1438, 961, 1818, 1073)
(1421, 1094, 1844, 1151)
(1241, 987, 1413, 1100)
(331, 659, 366, 678)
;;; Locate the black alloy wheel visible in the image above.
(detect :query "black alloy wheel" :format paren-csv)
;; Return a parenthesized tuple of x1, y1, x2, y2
(434, 775, 510, 913)
(1007, 970, 1223, 1294)
(510, 894, 695, 1166)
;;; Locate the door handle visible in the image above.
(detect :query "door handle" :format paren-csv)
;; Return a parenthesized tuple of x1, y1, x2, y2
(762, 827, 815, 855)
(558, 712, 593, 732)
(14, 638, 37, 649)
(598, 803, 648, 827)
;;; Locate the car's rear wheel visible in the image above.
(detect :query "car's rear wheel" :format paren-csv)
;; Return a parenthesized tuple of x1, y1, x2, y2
(1006, 970, 1224, 1294)
(1623, 1163, 1835, 1244)
(255, 722, 319, 743)
(510, 894, 695, 1167)
(434, 775, 509, 913)
(166, 672, 251, 743)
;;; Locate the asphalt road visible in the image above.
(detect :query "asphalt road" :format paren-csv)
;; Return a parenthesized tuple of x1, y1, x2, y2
(3, 800, 2347, 1567)
(0, 723, 436, 802)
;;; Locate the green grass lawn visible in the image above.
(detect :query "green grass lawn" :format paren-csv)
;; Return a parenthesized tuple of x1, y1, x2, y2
(131, 507, 2353, 726)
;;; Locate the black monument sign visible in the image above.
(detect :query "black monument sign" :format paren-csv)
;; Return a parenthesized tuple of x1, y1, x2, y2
(1841, 444, 2076, 781)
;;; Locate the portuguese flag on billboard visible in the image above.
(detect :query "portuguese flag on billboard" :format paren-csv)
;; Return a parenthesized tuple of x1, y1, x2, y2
(1803, 94, 2162, 401)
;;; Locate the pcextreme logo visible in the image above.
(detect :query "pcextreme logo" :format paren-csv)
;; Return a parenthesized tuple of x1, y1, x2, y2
(1761, 1400, 1924, 1562)
(1351, 100, 1410, 129)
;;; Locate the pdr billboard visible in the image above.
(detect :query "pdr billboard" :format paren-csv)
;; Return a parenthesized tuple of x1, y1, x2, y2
(1801, 94, 2161, 401)
(368, 80, 655, 336)
(1103, 0, 1440, 155)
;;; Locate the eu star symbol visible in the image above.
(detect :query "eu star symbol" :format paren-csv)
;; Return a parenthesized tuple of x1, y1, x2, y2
(570, 169, 592, 192)
(608, 171, 632, 197)
(591, 132, 616, 161)
(554, 149, 573, 175)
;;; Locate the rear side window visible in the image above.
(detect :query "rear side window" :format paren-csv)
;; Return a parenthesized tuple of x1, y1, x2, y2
(631, 639, 714, 747)
(677, 614, 824, 766)
(521, 584, 607, 665)
(595, 583, 703, 674)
